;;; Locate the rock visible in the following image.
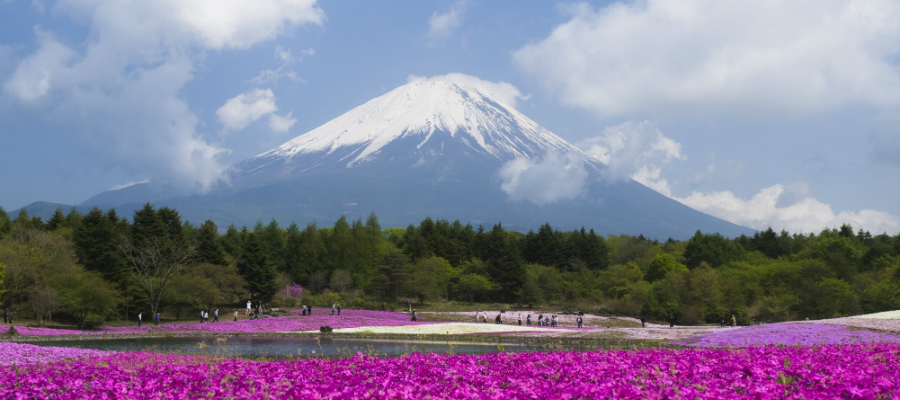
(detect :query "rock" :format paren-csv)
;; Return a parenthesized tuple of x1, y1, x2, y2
(320, 326, 333, 333)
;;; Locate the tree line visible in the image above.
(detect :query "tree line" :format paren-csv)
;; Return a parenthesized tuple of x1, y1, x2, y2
(1, 204, 899, 327)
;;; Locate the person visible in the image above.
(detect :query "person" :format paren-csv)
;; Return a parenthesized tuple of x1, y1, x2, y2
(544, 316, 550, 326)
(495, 314, 501, 324)
(233, 310, 238, 322)
(213, 309, 219, 323)
(155, 313, 160, 326)
(302, 305, 307, 316)
(253, 307, 259, 320)
(7, 310, 12, 325)
(201, 310, 205, 323)
(640, 317, 646, 328)
(537, 314, 543, 327)
(3, 308, 7, 324)
(411, 309, 417, 322)
(332, 304, 336, 315)
(308, 306, 312, 315)
(669, 315, 675, 328)
(517, 315, 522, 325)
(407, 300, 411, 312)
(137, 312, 142, 327)
(475, 311, 480, 322)
(337, 305, 342, 316)
(551, 315, 557, 327)
(246, 301, 251, 316)
(731, 314, 737, 327)
(526, 314, 532, 326)
(577, 316, 583, 328)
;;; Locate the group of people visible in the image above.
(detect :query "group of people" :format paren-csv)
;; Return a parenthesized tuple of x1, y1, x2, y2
(246, 300, 264, 320)
(199, 309, 219, 323)
(720, 314, 737, 327)
(472, 311, 579, 328)
(135, 312, 161, 327)
(331, 304, 342, 315)
(3, 308, 12, 324)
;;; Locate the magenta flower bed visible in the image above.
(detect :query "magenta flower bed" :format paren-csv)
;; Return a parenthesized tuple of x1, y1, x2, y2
(0, 342, 113, 366)
(674, 322, 900, 347)
(3, 344, 900, 399)
(0, 310, 426, 336)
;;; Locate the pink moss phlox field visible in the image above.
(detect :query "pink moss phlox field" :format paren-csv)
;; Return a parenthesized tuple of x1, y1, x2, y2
(4, 344, 900, 399)
(674, 322, 900, 347)
(0, 310, 427, 336)
(0, 342, 114, 366)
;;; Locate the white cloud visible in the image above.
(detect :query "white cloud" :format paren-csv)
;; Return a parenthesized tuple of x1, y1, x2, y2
(217, 89, 279, 131)
(429, 0, 468, 39)
(578, 121, 684, 195)
(676, 184, 900, 234)
(513, 0, 900, 117)
(268, 112, 297, 133)
(407, 73, 528, 109)
(251, 45, 313, 85)
(499, 152, 588, 205)
(2, 0, 323, 193)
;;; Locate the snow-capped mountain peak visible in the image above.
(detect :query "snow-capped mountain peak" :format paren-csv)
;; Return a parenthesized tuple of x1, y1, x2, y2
(246, 76, 594, 172)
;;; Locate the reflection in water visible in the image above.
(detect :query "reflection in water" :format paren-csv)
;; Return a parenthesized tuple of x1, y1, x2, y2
(25, 337, 606, 360)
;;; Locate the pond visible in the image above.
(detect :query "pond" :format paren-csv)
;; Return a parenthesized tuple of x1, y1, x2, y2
(25, 337, 614, 359)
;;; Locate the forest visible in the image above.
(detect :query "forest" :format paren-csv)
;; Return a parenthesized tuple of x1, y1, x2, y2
(1, 203, 899, 327)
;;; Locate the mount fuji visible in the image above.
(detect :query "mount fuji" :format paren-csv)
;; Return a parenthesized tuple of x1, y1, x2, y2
(79, 76, 753, 239)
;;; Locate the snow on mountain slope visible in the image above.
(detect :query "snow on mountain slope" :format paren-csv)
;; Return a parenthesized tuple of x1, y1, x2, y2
(245, 77, 597, 173)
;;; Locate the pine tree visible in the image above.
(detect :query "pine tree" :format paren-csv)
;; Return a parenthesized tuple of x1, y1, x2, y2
(237, 230, 278, 301)
(0, 207, 10, 237)
(195, 220, 227, 266)
(74, 207, 127, 284)
(483, 223, 525, 302)
(47, 208, 66, 230)
(65, 207, 83, 230)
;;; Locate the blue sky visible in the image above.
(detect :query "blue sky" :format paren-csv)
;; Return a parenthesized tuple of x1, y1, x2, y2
(1, 0, 899, 234)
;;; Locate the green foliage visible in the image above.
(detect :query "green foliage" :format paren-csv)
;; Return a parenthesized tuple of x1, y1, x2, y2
(195, 220, 227, 266)
(646, 254, 688, 282)
(236, 230, 278, 302)
(74, 208, 127, 285)
(454, 273, 495, 303)
(59, 271, 122, 328)
(684, 230, 746, 268)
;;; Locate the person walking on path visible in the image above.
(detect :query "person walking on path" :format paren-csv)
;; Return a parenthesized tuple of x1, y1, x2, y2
(411, 309, 417, 322)
(332, 304, 336, 315)
(200, 310, 205, 323)
(233, 310, 238, 321)
(137, 312, 142, 327)
(253, 307, 259, 320)
(7, 311, 12, 325)
(526, 314, 532, 326)
(576, 316, 583, 328)
(308, 306, 312, 315)
(544, 316, 550, 326)
(155, 313, 160, 326)
(3, 308, 6, 324)
(246, 301, 251, 316)
(337, 305, 341, 315)
(537, 314, 543, 327)
(518, 315, 522, 325)
(213, 309, 219, 323)
(640, 317, 646, 328)
(731, 314, 737, 327)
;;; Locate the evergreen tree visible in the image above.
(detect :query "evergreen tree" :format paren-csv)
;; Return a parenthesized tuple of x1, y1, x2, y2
(195, 220, 227, 266)
(283, 222, 323, 285)
(66, 207, 83, 230)
(258, 218, 285, 268)
(74, 207, 127, 284)
(683, 230, 745, 268)
(47, 208, 66, 230)
(221, 224, 242, 257)
(482, 223, 525, 302)
(131, 203, 166, 244)
(0, 207, 11, 237)
(237, 229, 278, 301)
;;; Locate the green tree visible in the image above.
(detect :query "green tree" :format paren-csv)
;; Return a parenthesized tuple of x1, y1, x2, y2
(0, 207, 11, 237)
(59, 271, 122, 328)
(47, 208, 66, 231)
(683, 230, 745, 268)
(646, 253, 688, 282)
(481, 223, 525, 302)
(74, 207, 127, 284)
(195, 220, 227, 265)
(374, 251, 411, 302)
(455, 273, 495, 303)
(236, 230, 278, 301)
